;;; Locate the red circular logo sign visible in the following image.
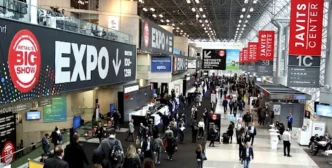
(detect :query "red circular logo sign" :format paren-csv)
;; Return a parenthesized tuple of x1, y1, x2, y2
(218, 50, 225, 57)
(8, 29, 41, 93)
(143, 21, 150, 48)
(1, 141, 14, 163)
(211, 114, 217, 120)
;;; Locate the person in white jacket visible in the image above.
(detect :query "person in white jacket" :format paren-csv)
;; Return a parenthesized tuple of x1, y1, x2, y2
(198, 118, 205, 139)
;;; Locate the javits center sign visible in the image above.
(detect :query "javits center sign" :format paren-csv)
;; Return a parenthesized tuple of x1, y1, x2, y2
(288, 0, 324, 87)
(0, 18, 137, 104)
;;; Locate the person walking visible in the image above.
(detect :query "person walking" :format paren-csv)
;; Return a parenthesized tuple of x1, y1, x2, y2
(125, 119, 135, 142)
(166, 134, 177, 161)
(282, 128, 292, 157)
(198, 118, 205, 140)
(209, 125, 217, 147)
(287, 113, 294, 131)
(63, 134, 89, 168)
(242, 142, 254, 168)
(123, 145, 141, 168)
(44, 146, 68, 168)
(222, 99, 228, 114)
(95, 122, 104, 143)
(248, 123, 257, 146)
(196, 144, 207, 168)
(191, 120, 199, 143)
(42, 133, 50, 155)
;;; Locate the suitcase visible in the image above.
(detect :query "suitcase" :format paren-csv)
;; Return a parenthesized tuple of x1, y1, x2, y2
(222, 133, 229, 144)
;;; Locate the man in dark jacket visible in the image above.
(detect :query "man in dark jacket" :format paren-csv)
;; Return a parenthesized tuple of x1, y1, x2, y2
(242, 142, 254, 167)
(51, 126, 59, 152)
(44, 145, 68, 168)
(142, 136, 152, 159)
(63, 134, 89, 167)
(42, 133, 50, 155)
(248, 123, 257, 146)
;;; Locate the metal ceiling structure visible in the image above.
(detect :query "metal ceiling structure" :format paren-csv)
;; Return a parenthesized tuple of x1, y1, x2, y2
(137, 0, 271, 41)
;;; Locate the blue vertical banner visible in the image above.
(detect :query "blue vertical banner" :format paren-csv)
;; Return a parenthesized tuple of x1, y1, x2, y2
(226, 49, 240, 70)
(151, 56, 172, 72)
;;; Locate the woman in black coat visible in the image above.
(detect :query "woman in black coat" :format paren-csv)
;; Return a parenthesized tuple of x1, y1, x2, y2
(227, 122, 234, 143)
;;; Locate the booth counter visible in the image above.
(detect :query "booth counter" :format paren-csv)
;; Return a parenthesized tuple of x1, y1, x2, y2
(128, 103, 168, 126)
(297, 119, 326, 146)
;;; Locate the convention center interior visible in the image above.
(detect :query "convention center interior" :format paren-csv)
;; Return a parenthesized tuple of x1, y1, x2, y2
(0, 0, 332, 168)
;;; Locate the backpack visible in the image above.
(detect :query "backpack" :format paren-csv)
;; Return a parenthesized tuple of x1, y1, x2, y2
(153, 140, 161, 152)
(109, 141, 122, 164)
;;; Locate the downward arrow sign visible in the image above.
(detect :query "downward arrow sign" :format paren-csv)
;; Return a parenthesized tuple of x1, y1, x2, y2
(204, 51, 211, 57)
(112, 49, 121, 76)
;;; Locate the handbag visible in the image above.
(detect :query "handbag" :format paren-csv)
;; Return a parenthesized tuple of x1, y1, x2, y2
(201, 151, 207, 160)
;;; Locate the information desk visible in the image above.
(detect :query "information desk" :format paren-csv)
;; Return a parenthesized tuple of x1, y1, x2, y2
(129, 104, 168, 126)
(269, 129, 279, 149)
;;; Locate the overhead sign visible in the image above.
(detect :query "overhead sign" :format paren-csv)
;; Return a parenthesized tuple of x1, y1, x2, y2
(248, 42, 258, 73)
(242, 48, 249, 72)
(202, 49, 226, 70)
(140, 17, 174, 55)
(257, 30, 274, 76)
(0, 107, 16, 164)
(0, 18, 136, 104)
(124, 84, 139, 93)
(288, 0, 323, 87)
(188, 59, 197, 69)
(173, 55, 188, 74)
(13, 103, 32, 113)
(151, 56, 172, 72)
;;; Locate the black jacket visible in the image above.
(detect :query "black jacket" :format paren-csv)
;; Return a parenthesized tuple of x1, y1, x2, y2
(51, 131, 58, 144)
(43, 156, 69, 168)
(63, 142, 89, 168)
(241, 147, 254, 161)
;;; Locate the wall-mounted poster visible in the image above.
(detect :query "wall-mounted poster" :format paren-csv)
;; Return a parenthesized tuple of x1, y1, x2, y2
(226, 49, 240, 70)
(202, 49, 226, 70)
(273, 104, 281, 115)
(0, 107, 16, 164)
(43, 97, 67, 122)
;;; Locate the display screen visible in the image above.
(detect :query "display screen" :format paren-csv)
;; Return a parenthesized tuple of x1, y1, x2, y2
(26, 111, 41, 120)
(256, 78, 262, 82)
(110, 104, 115, 113)
(73, 115, 81, 130)
(316, 104, 332, 117)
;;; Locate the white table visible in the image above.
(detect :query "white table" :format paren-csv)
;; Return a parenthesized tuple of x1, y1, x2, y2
(269, 132, 280, 149)
(324, 150, 332, 165)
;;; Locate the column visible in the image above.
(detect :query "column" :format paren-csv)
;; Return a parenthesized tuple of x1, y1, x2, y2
(98, 0, 139, 46)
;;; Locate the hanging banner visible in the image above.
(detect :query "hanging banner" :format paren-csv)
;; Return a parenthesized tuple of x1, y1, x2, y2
(287, 0, 324, 87)
(257, 31, 274, 76)
(248, 42, 258, 73)
(239, 51, 243, 71)
(226, 49, 240, 70)
(202, 49, 227, 70)
(243, 48, 249, 72)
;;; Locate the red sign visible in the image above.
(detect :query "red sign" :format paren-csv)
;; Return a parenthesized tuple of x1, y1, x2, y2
(8, 30, 41, 93)
(248, 42, 258, 63)
(1, 141, 15, 163)
(211, 114, 217, 120)
(258, 31, 275, 60)
(289, 0, 324, 56)
(239, 51, 243, 64)
(243, 48, 249, 63)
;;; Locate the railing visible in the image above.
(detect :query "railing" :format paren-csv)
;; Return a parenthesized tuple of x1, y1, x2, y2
(0, 0, 133, 44)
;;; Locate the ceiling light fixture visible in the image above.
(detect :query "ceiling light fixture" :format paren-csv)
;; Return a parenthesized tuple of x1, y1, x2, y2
(202, 14, 206, 18)
(245, 20, 248, 23)
(199, 8, 203, 11)
(176, 30, 179, 32)
(242, 28, 245, 30)
(196, 14, 199, 18)
(202, 24, 205, 27)
(237, 24, 240, 27)
(180, 30, 183, 32)
(239, 20, 242, 23)
(242, 8, 246, 12)
(152, 14, 157, 18)
(243, 24, 246, 27)
(195, 0, 199, 3)
(143, 8, 148, 11)
(204, 27, 207, 30)
(205, 20, 208, 23)
(237, 28, 239, 30)
(166, 19, 170, 22)
(249, 8, 254, 12)
(247, 15, 251, 18)
(240, 15, 243, 18)
(176, 27, 180, 29)
(172, 23, 175, 26)
(160, 19, 164, 22)
(244, 0, 249, 4)
(186, 0, 191, 3)
(150, 8, 155, 11)
(159, 14, 163, 17)
(253, 0, 257, 4)
(209, 27, 211, 30)
(191, 8, 196, 12)
(199, 20, 202, 23)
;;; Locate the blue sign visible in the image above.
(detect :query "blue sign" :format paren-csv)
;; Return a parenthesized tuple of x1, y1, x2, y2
(151, 56, 172, 72)
(173, 48, 181, 55)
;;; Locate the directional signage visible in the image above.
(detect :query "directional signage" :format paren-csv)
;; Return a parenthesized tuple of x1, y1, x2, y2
(202, 49, 226, 70)
(288, 0, 324, 87)
(257, 30, 274, 76)
(0, 18, 136, 104)
(140, 17, 174, 55)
